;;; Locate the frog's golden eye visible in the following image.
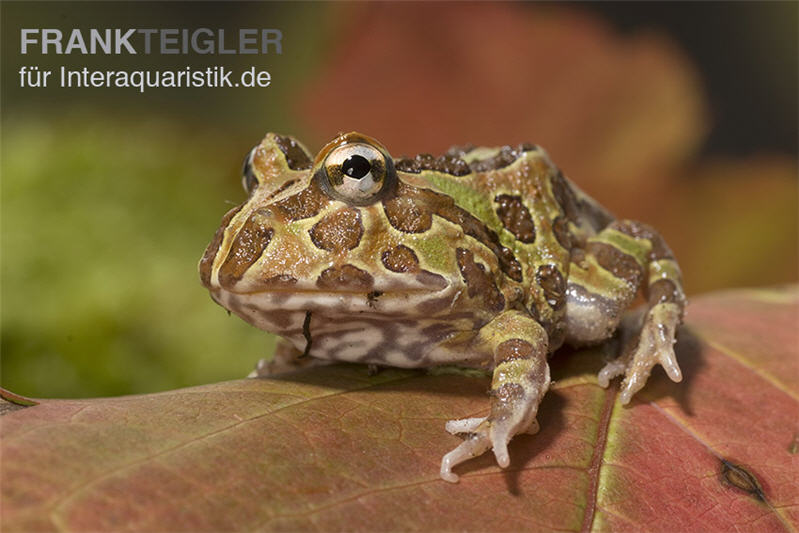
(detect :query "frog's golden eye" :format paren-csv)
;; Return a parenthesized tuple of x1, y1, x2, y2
(241, 147, 258, 195)
(320, 143, 394, 205)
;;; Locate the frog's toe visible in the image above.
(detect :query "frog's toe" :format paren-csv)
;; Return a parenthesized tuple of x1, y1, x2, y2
(659, 344, 683, 383)
(445, 416, 486, 435)
(490, 426, 512, 468)
(597, 356, 629, 388)
(440, 432, 492, 483)
(618, 367, 649, 405)
(646, 303, 683, 383)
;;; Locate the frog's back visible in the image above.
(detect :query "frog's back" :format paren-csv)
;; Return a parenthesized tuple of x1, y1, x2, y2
(397, 143, 614, 246)
(392, 142, 617, 351)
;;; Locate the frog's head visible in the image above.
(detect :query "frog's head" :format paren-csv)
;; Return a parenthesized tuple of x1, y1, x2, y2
(199, 132, 478, 330)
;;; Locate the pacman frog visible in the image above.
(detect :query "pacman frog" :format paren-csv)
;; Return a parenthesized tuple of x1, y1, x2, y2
(199, 132, 686, 482)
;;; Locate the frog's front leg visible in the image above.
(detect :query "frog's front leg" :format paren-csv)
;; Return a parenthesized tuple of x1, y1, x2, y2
(566, 220, 686, 404)
(440, 310, 550, 483)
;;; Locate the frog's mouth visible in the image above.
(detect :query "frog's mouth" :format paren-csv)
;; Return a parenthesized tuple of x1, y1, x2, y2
(213, 266, 450, 298)
(209, 277, 461, 320)
(230, 285, 443, 296)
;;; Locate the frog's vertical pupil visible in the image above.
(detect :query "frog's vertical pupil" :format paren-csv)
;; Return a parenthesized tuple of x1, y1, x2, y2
(342, 155, 372, 179)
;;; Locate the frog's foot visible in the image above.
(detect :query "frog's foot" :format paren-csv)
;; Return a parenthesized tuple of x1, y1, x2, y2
(440, 410, 545, 483)
(439, 311, 551, 483)
(440, 419, 515, 482)
(598, 302, 683, 404)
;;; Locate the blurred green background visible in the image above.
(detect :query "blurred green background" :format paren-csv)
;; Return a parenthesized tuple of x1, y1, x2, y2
(2, 2, 796, 398)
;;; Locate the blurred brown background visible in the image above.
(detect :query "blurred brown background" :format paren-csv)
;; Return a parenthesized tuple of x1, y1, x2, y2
(1, 2, 796, 398)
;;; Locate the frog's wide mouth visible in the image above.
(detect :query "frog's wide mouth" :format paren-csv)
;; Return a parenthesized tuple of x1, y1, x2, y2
(209, 277, 459, 315)
(230, 286, 441, 296)
(214, 285, 450, 307)
(211, 267, 450, 297)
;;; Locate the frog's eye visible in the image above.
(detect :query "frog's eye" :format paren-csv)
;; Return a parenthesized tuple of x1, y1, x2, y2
(321, 143, 394, 205)
(241, 147, 258, 195)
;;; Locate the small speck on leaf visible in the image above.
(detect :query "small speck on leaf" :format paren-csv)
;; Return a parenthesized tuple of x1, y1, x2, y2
(720, 460, 765, 502)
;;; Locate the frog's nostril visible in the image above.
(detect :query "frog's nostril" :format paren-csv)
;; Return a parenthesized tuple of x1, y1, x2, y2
(274, 134, 312, 170)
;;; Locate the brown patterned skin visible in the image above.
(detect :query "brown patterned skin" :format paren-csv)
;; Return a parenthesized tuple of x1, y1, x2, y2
(200, 132, 686, 483)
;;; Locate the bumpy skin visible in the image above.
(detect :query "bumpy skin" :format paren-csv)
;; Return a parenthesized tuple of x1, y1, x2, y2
(200, 132, 686, 483)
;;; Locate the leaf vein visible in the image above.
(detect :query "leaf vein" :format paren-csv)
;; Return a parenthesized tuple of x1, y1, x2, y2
(581, 380, 618, 532)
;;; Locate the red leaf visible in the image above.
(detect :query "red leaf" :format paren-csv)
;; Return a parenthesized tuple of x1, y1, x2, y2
(2, 288, 797, 531)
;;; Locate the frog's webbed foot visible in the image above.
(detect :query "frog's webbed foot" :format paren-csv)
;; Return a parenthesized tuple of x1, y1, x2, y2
(442, 414, 524, 473)
(439, 311, 550, 483)
(598, 302, 683, 404)
(440, 410, 544, 483)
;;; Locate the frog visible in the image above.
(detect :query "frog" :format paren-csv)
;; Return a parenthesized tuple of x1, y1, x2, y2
(199, 132, 686, 483)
